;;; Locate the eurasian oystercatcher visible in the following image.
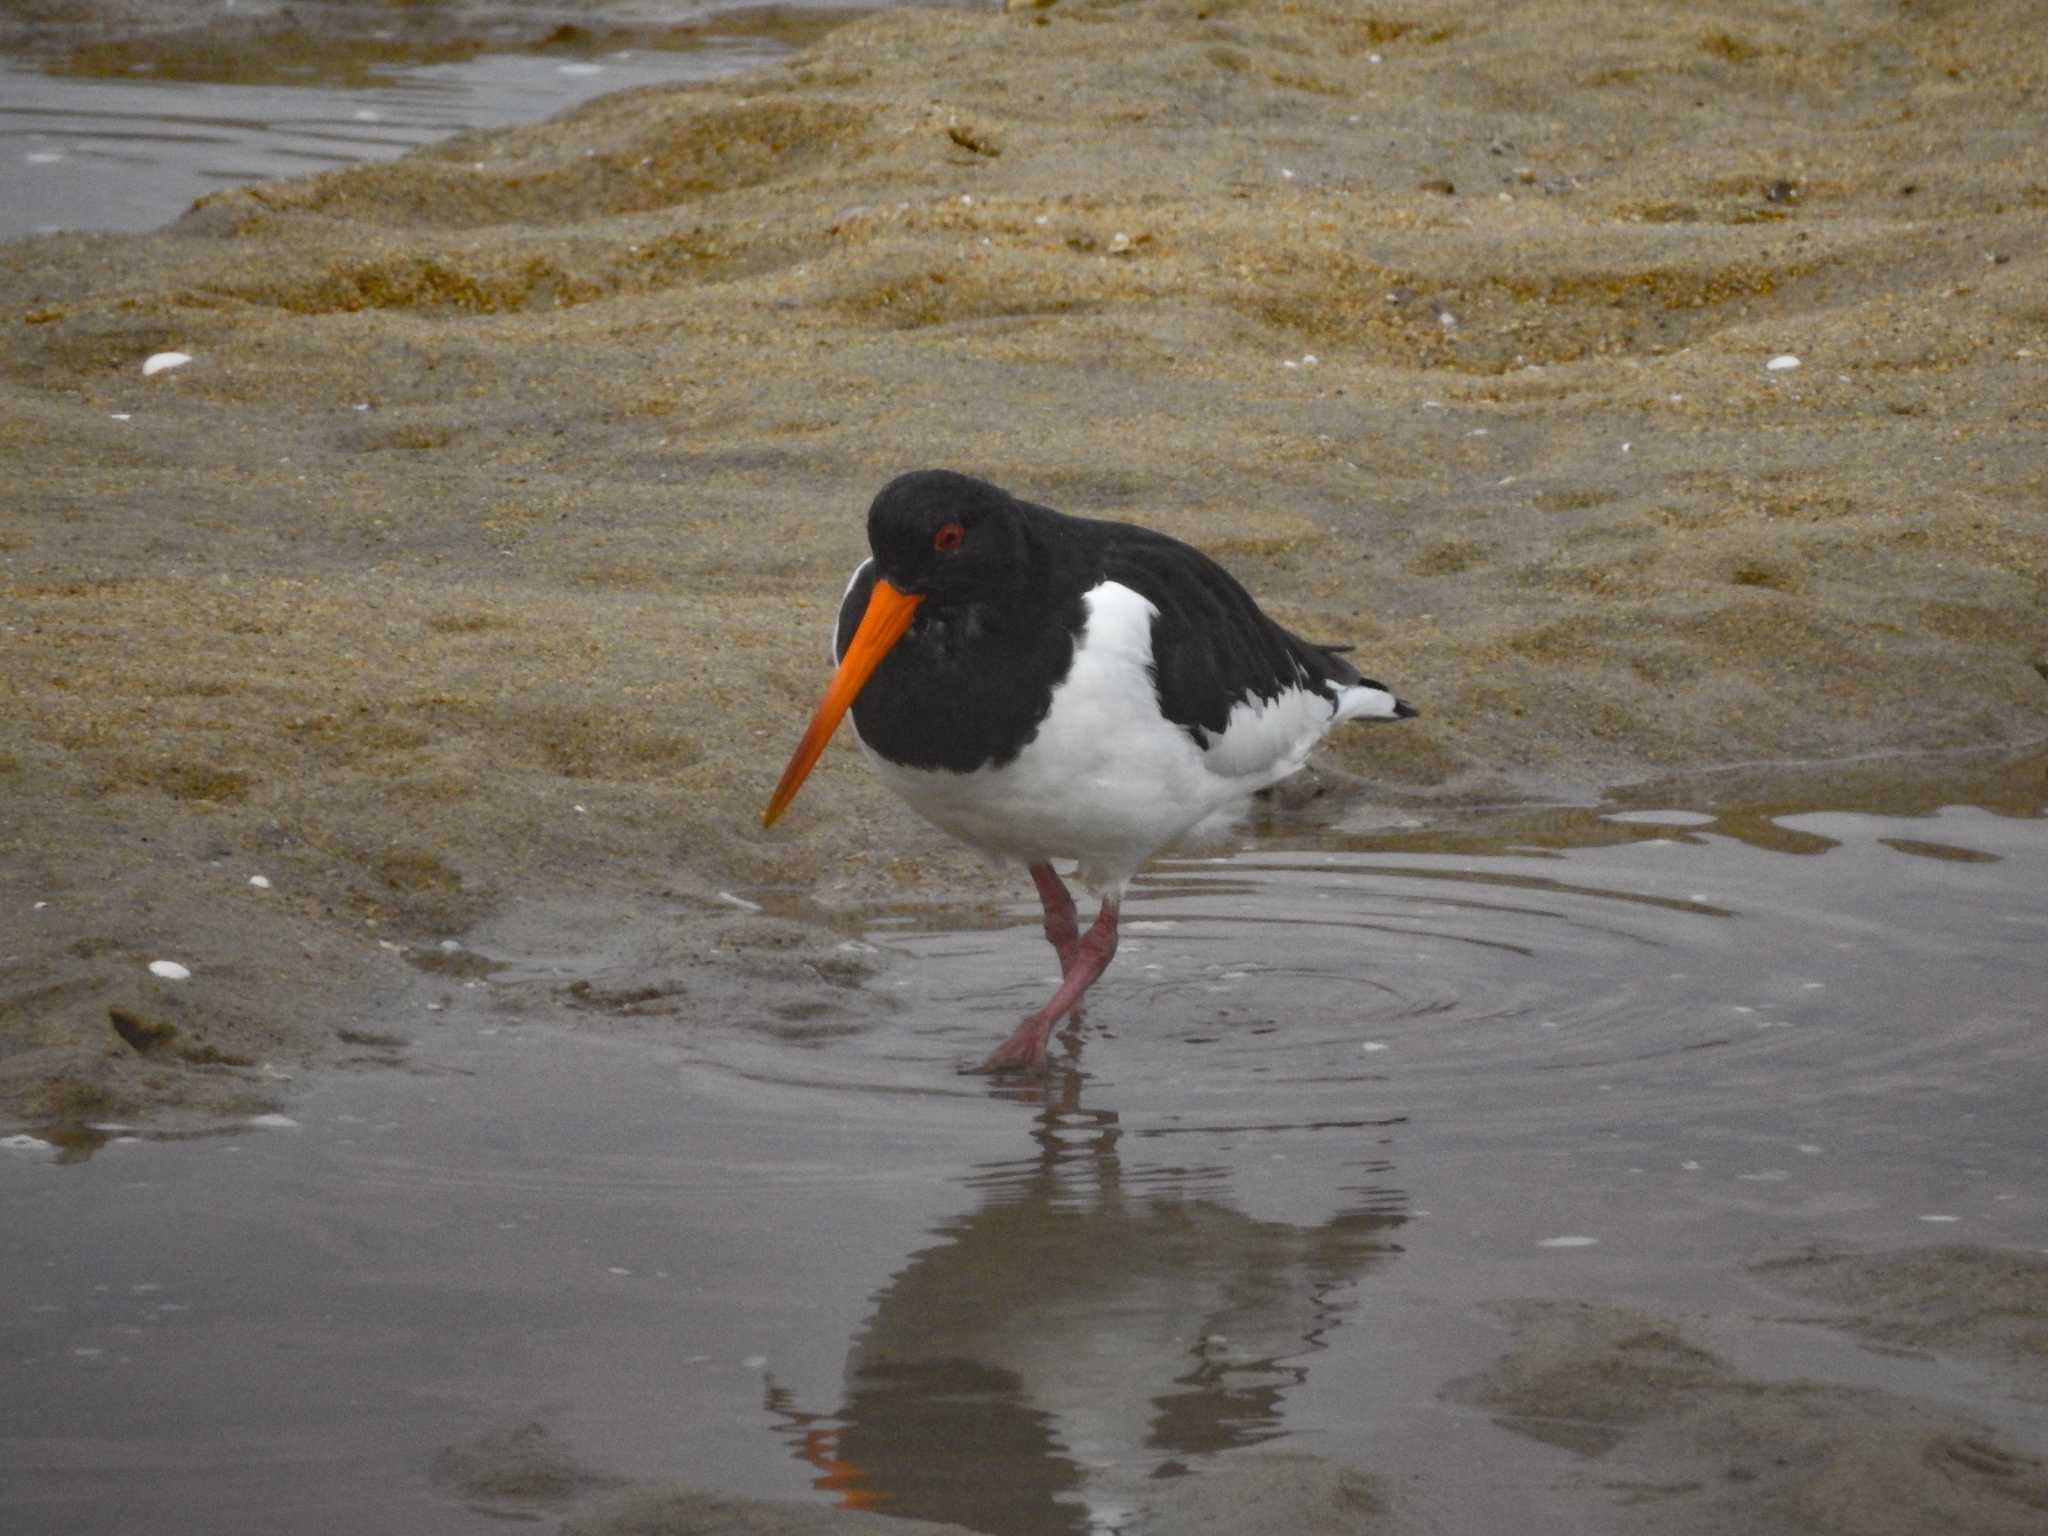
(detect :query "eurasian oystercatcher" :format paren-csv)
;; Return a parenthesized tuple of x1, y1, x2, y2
(763, 470, 1416, 1072)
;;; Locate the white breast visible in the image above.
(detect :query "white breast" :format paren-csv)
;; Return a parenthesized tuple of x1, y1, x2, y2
(860, 581, 1342, 891)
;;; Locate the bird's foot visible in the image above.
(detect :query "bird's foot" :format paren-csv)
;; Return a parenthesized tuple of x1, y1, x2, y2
(967, 887, 1119, 1075)
(964, 1013, 1059, 1074)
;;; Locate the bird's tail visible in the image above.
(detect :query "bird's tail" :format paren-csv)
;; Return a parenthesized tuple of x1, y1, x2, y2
(1334, 676, 1418, 723)
(1299, 637, 1416, 722)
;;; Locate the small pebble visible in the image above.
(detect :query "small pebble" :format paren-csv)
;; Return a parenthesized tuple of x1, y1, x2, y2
(147, 960, 191, 981)
(1538, 1235, 1599, 1249)
(248, 875, 271, 889)
(1766, 353, 1802, 371)
(141, 351, 191, 377)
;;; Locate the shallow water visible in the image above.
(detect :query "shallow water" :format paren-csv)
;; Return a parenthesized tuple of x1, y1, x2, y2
(4, 763, 2047, 1533)
(0, 13, 821, 242)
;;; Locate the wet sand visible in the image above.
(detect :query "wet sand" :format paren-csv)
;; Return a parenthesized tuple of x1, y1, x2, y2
(2, 0, 2047, 1531)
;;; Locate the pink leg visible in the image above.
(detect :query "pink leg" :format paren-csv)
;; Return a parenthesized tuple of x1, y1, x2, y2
(1029, 861, 1082, 976)
(971, 895, 1121, 1074)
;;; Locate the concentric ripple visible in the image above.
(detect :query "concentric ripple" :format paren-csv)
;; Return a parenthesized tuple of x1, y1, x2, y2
(686, 801, 2046, 1163)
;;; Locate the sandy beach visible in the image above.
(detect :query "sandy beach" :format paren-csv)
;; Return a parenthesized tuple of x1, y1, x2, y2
(3, 1, 2046, 1531)
(5, 0, 2044, 1121)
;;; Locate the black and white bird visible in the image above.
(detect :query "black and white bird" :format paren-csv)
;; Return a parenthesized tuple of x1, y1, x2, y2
(763, 470, 1416, 1073)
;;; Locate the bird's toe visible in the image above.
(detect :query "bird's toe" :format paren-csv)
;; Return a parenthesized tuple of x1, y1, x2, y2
(966, 1019, 1057, 1074)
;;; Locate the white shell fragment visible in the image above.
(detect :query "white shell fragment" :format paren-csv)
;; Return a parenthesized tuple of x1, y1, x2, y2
(1765, 353, 1802, 371)
(141, 351, 192, 377)
(249, 875, 272, 889)
(148, 960, 191, 980)
(1538, 1235, 1600, 1248)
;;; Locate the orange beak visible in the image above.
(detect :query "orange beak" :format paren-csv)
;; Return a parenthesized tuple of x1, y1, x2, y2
(762, 578, 924, 827)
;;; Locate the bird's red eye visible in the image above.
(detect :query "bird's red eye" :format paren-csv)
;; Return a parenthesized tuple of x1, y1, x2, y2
(933, 522, 965, 553)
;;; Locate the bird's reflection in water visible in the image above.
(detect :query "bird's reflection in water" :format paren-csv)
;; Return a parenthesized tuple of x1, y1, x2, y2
(767, 1065, 1407, 1535)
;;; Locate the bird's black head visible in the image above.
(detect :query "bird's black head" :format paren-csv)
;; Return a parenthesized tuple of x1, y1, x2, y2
(865, 469, 1027, 602)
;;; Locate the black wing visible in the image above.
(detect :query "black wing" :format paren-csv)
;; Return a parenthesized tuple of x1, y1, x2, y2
(1089, 521, 1359, 749)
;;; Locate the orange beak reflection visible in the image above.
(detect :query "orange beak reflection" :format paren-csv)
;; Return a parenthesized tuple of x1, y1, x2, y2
(762, 577, 924, 827)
